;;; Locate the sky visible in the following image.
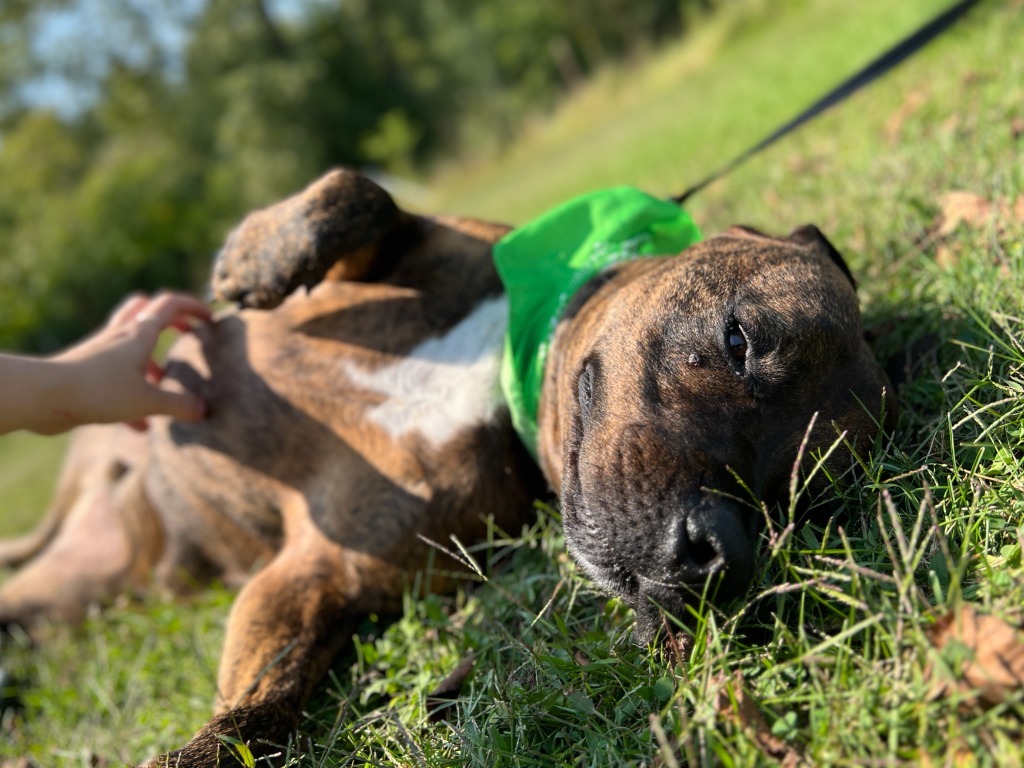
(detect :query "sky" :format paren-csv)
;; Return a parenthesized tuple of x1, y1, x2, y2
(17, 0, 314, 117)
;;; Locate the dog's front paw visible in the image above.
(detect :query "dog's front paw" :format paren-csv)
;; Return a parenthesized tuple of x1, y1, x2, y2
(212, 168, 402, 309)
(140, 702, 294, 768)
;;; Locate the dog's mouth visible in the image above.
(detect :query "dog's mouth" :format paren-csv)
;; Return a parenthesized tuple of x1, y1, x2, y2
(562, 550, 746, 646)
(629, 569, 746, 645)
(573, 555, 749, 645)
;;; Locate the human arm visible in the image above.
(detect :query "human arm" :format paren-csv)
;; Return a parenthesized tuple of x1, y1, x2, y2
(0, 292, 212, 436)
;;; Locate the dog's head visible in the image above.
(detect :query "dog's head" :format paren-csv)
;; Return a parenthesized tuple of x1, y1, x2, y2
(538, 226, 894, 643)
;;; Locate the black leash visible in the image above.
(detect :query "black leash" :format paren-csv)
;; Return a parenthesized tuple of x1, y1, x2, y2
(672, 0, 983, 205)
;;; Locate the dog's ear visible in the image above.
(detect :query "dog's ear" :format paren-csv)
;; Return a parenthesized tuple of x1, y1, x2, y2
(721, 224, 771, 241)
(786, 224, 857, 289)
(722, 224, 856, 290)
(212, 168, 410, 309)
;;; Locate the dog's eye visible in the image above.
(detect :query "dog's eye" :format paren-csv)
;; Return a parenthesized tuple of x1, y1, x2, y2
(578, 363, 595, 421)
(726, 320, 748, 364)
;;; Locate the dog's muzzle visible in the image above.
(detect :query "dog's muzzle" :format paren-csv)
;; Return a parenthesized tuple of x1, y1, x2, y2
(627, 497, 757, 644)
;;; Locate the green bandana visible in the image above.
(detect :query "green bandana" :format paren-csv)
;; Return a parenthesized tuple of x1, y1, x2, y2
(494, 187, 702, 459)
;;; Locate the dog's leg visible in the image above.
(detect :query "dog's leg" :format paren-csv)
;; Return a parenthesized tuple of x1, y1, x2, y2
(143, 493, 384, 767)
(0, 464, 162, 631)
(0, 470, 79, 569)
(212, 168, 416, 309)
(0, 425, 148, 569)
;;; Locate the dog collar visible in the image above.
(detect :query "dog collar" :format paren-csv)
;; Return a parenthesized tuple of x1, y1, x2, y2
(494, 187, 701, 459)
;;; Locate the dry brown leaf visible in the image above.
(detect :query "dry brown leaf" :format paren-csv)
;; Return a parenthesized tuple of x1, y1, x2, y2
(885, 89, 928, 144)
(935, 244, 957, 270)
(914, 745, 980, 768)
(935, 191, 1024, 238)
(936, 191, 993, 236)
(713, 671, 802, 767)
(938, 113, 962, 139)
(927, 603, 1024, 708)
(1012, 116, 1024, 141)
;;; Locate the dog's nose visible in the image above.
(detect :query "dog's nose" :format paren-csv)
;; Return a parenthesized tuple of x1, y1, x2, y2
(665, 499, 753, 581)
(632, 499, 757, 642)
(675, 511, 725, 572)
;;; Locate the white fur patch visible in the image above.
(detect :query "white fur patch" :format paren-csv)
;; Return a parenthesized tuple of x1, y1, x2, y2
(344, 296, 508, 446)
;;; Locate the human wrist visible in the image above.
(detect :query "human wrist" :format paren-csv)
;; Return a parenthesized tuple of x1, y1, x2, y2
(0, 354, 78, 435)
(31, 356, 85, 434)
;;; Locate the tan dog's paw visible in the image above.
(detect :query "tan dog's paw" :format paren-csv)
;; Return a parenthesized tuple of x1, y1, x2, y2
(140, 702, 292, 768)
(212, 168, 403, 309)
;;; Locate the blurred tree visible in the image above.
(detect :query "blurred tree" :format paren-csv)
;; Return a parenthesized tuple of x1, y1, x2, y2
(0, 111, 87, 349)
(0, 0, 713, 351)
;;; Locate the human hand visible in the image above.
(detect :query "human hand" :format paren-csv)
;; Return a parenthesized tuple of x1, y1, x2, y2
(46, 292, 213, 432)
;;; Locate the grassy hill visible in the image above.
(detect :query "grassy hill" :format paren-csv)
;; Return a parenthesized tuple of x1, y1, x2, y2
(2, 0, 1022, 763)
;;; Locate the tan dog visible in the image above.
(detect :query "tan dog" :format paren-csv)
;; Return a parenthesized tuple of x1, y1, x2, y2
(0, 169, 892, 765)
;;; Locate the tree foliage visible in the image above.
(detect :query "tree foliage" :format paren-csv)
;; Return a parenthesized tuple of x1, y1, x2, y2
(0, 0, 711, 351)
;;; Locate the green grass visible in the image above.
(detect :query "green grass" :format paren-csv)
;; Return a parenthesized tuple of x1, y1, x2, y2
(3, 0, 1024, 764)
(0, 431, 69, 535)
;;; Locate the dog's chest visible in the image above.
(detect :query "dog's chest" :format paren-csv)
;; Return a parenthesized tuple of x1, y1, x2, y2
(342, 295, 508, 447)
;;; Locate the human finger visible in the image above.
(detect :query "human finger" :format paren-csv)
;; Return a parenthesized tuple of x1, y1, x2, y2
(107, 293, 151, 328)
(146, 359, 165, 384)
(134, 292, 212, 331)
(145, 386, 208, 424)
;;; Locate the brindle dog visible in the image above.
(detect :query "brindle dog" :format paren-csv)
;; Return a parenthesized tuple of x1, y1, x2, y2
(0, 169, 892, 765)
